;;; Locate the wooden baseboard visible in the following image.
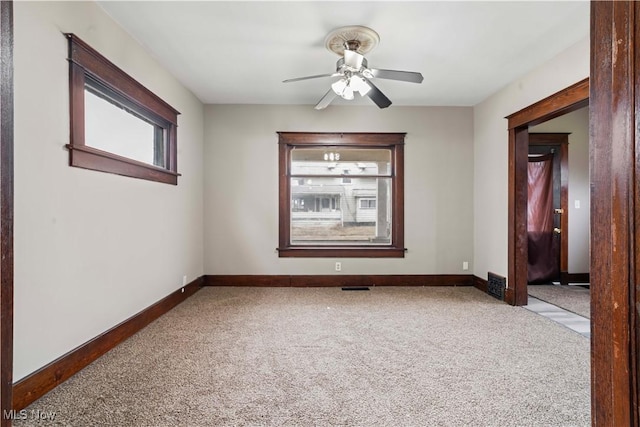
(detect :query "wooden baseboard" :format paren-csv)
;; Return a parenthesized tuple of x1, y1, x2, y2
(560, 272, 590, 285)
(503, 287, 515, 305)
(473, 275, 488, 292)
(204, 274, 474, 287)
(12, 277, 203, 411)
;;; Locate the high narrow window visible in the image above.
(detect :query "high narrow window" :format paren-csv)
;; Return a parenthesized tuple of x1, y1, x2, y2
(278, 132, 405, 258)
(66, 34, 180, 184)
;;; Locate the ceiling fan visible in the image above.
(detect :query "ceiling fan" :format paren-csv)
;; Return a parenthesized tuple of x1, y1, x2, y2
(283, 26, 424, 110)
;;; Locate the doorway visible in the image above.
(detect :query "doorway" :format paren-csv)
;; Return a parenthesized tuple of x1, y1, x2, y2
(506, 78, 588, 306)
(526, 109, 591, 324)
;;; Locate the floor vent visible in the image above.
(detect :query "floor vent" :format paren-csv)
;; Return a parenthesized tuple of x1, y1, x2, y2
(487, 272, 506, 301)
(341, 287, 370, 291)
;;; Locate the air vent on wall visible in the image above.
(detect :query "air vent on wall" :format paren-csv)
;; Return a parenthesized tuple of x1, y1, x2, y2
(487, 272, 506, 301)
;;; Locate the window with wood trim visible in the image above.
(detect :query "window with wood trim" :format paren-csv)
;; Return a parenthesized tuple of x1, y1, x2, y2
(66, 34, 180, 185)
(278, 132, 405, 258)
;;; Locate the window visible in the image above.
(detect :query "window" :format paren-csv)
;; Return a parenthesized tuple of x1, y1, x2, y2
(360, 199, 377, 209)
(278, 132, 405, 258)
(66, 34, 180, 185)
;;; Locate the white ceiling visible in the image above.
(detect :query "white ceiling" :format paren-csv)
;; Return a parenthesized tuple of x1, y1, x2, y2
(97, 1, 590, 108)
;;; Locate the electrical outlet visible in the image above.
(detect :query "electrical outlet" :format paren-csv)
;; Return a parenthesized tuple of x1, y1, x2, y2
(182, 275, 187, 286)
(335, 262, 342, 272)
(463, 261, 469, 271)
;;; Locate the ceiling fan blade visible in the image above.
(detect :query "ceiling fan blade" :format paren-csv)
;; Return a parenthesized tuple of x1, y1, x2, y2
(314, 89, 338, 110)
(362, 77, 392, 109)
(369, 68, 424, 84)
(344, 50, 364, 69)
(283, 73, 340, 83)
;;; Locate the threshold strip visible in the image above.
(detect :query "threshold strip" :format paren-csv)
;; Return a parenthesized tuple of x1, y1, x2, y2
(524, 296, 590, 338)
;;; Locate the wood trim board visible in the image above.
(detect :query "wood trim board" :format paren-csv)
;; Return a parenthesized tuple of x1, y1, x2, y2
(560, 272, 590, 285)
(590, 1, 638, 423)
(12, 277, 203, 411)
(506, 79, 589, 129)
(204, 274, 474, 287)
(473, 275, 488, 293)
(0, 2, 13, 426)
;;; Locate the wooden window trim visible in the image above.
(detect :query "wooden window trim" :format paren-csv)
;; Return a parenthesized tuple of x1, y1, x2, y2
(278, 132, 405, 258)
(66, 34, 180, 185)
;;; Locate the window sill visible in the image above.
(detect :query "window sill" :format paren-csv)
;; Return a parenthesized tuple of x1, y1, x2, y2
(277, 246, 406, 258)
(66, 144, 179, 185)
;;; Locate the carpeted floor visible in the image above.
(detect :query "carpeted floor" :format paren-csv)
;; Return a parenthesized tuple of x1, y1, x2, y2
(15, 287, 590, 426)
(528, 285, 590, 318)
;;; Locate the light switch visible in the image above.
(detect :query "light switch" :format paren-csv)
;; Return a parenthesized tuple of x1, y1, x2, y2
(574, 200, 580, 209)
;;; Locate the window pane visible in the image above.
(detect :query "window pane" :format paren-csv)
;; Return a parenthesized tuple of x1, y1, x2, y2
(291, 147, 391, 176)
(291, 177, 391, 245)
(84, 88, 160, 166)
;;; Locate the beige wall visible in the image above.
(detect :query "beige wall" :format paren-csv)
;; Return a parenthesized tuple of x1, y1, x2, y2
(204, 105, 474, 275)
(13, 1, 204, 380)
(531, 107, 590, 274)
(472, 37, 589, 285)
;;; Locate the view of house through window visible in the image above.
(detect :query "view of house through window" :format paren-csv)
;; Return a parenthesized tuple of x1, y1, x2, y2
(290, 147, 392, 245)
(278, 132, 405, 258)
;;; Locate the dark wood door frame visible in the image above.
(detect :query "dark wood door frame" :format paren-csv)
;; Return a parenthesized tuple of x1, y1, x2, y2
(506, 79, 588, 306)
(590, 1, 639, 424)
(0, 1, 13, 426)
(528, 133, 569, 283)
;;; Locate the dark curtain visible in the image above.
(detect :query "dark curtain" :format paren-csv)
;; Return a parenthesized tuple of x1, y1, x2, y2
(527, 154, 559, 284)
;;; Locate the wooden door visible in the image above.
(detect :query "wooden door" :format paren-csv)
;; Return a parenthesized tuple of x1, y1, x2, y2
(527, 152, 559, 283)
(528, 134, 569, 285)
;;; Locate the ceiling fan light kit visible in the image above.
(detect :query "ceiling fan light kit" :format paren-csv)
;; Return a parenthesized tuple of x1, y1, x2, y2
(284, 25, 423, 110)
